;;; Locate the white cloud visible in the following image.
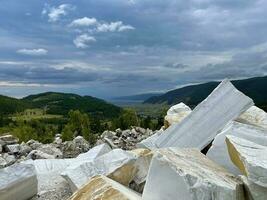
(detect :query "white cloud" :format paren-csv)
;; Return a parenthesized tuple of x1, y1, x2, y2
(16, 48, 48, 56)
(73, 34, 96, 48)
(42, 4, 75, 22)
(69, 17, 97, 27)
(97, 21, 135, 32)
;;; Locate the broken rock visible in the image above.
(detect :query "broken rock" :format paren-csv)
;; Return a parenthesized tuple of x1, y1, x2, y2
(236, 105, 267, 130)
(0, 134, 18, 145)
(5, 144, 20, 154)
(239, 175, 267, 200)
(27, 150, 57, 160)
(164, 102, 192, 128)
(61, 149, 137, 192)
(37, 144, 63, 158)
(207, 122, 267, 174)
(142, 148, 245, 200)
(0, 163, 37, 200)
(155, 80, 254, 149)
(0, 153, 16, 168)
(226, 135, 267, 187)
(69, 175, 141, 200)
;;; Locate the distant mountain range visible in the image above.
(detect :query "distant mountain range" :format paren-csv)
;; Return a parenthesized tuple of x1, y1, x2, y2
(113, 93, 163, 102)
(144, 76, 267, 111)
(0, 92, 121, 118)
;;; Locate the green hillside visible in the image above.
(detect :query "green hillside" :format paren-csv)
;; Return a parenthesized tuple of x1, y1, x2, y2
(0, 92, 122, 118)
(0, 95, 30, 115)
(22, 92, 122, 118)
(144, 76, 267, 111)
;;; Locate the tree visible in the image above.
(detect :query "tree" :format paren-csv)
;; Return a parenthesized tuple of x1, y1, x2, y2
(112, 109, 140, 130)
(61, 110, 95, 144)
(141, 116, 152, 129)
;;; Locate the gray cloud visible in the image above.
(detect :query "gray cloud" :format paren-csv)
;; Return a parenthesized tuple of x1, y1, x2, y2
(0, 62, 98, 84)
(0, 0, 267, 98)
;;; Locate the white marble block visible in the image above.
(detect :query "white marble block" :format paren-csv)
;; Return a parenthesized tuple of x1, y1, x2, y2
(207, 122, 267, 175)
(226, 135, 267, 187)
(155, 80, 254, 149)
(142, 148, 245, 200)
(236, 105, 267, 130)
(0, 164, 38, 200)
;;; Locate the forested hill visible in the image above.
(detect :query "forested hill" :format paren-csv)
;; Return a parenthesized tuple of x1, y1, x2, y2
(144, 76, 267, 111)
(0, 92, 122, 118)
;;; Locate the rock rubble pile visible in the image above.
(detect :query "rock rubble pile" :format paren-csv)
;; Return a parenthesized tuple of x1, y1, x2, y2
(1, 79, 267, 200)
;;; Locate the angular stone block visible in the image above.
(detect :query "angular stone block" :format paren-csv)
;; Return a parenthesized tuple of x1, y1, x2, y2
(23, 159, 73, 199)
(142, 148, 245, 200)
(207, 122, 267, 174)
(236, 106, 267, 130)
(155, 80, 254, 149)
(69, 175, 141, 200)
(0, 164, 37, 200)
(226, 135, 267, 187)
(61, 149, 137, 192)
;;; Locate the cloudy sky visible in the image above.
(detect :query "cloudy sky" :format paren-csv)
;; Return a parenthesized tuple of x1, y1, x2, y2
(0, 0, 267, 99)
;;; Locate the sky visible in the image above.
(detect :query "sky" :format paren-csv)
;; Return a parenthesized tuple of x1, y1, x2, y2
(0, 0, 267, 99)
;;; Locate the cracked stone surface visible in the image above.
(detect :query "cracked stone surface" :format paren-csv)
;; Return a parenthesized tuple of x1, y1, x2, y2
(226, 135, 267, 187)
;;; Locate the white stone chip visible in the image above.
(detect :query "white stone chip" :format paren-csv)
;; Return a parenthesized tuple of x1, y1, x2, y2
(0, 163, 37, 200)
(226, 135, 267, 187)
(236, 105, 267, 130)
(207, 122, 267, 174)
(142, 148, 245, 200)
(155, 80, 254, 149)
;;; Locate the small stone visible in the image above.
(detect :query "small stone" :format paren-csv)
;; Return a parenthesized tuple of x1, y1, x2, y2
(5, 144, 20, 154)
(73, 136, 90, 153)
(27, 140, 42, 150)
(0, 153, 16, 168)
(19, 142, 32, 156)
(54, 137, 62, 145)
(0, 134, 19, 145)
(37, 144, 63, 159)
(27, 150, 57, 160)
